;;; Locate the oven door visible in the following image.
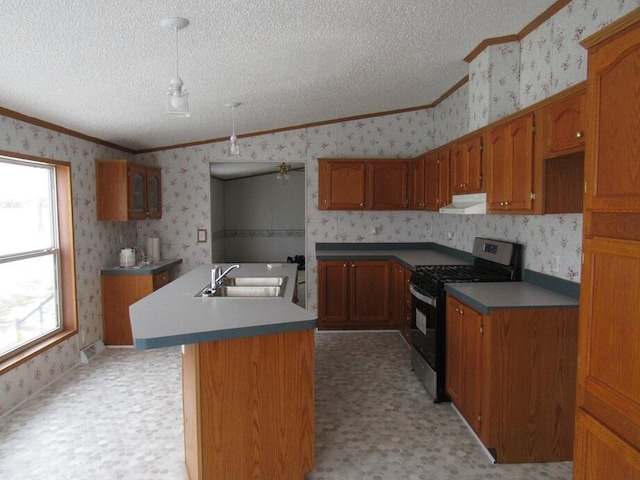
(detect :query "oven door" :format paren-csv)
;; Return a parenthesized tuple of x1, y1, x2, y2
(409, 285, 439, 399)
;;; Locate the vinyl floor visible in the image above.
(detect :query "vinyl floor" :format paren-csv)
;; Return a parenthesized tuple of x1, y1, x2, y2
(0, 331, 572, 480)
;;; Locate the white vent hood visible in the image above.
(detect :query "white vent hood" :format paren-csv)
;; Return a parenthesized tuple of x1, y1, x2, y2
(439, 193, 487, 214)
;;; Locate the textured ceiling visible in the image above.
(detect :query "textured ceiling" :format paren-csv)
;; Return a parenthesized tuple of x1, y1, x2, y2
(1, 0, 556, 152)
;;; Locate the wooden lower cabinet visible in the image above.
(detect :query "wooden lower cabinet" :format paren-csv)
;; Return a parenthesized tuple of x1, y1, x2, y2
(446, 297, 483, 433)
(182, 330, 315, 480)
(446, 294, 579, 463)
(318, 260, 392, 329)
(101, 267, 176, 345)
(390, 261, 411, 342)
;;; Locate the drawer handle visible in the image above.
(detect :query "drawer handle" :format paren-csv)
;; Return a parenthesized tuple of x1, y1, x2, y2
(576, 131, 583, 139)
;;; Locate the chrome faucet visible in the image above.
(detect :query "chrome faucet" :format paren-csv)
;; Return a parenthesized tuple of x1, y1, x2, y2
(211, 264, 241, 289)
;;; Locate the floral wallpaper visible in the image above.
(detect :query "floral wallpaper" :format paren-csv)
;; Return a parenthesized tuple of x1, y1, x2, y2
(469, 42, 521, 131)
(520, 0, 640, 108)
(0, 0, 636, 416)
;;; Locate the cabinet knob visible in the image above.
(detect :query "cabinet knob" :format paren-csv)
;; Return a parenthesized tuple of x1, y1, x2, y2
(576, 131, 583, 139)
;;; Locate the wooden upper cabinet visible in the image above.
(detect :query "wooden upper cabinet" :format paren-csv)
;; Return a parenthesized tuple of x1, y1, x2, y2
(146, 167, 162, 219)
(318, 158, 409, 210)
(410, 156, 426, 209)
(424, 148, 451, 211)
(544, 91, 586, 157)
(451, 134, 483, 194)
(96, 159, 162, 221)
(584, 17, 640, 212)
(367, 161, 409, 209)
(318, 160, 366, 210)
(486, 113, 535, 214)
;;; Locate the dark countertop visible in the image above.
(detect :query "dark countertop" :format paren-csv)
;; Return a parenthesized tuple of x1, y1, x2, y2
(100, 258, 182, 276)
(444, 282, 580, 315)
(129, 263, 316, 349)
(316, 242, 471, 270)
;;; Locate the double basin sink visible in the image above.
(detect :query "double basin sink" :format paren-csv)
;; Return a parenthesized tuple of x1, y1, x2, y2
(196, 276, 286, 298)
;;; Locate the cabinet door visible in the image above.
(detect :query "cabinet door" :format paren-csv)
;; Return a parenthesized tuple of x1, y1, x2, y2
(487, 114, 535, 213)
(460, 302, 483, 434)
(486, 123, 510, 211)
(446, 296, 464, 406)
(403, 267, 412, 344)
(585, 24, 640, 211)
(350, 261, 390, 327)
(438, 148, 451, 208)
(367, 161, 409, 210)
(411, 156, 426, 209)
(545, 92, 586, 156)
(390, 261, 406, 334)
(424, 150, 442, 211)
(451, 135, 483, 194)
(146, 167, 162, 219)
(317, 260, 350, 329)
(318, 160, 366, 210)
(446, 296, 483, 434)
(128, 164, 147, 220)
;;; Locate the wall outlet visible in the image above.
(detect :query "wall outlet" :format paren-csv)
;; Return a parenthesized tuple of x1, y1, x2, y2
(551, 255, 560, 273)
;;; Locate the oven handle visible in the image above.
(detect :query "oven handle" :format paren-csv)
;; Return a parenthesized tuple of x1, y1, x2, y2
(410, 284, 437, 307)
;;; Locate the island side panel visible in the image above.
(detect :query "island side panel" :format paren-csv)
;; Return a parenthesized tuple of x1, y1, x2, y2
(183, 343, 202, 480)
(183, 329, 315, 480)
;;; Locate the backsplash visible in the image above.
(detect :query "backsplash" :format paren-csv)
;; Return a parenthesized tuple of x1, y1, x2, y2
(2, 0, 637, 416)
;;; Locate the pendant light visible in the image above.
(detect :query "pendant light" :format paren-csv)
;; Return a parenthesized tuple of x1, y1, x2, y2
(162, 17, 190, 117)
(226, 102, 241, 156)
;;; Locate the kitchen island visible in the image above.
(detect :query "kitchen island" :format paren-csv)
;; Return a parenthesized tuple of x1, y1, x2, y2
(129, 263, 316, 480)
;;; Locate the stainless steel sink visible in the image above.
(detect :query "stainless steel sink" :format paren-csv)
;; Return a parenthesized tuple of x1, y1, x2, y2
(211, 286, 282, 297)
(196, 276, 287, 298)
(225, 277, 284, 286)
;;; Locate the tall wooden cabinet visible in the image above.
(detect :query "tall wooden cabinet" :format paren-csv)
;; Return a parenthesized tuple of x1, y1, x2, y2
(96, 159, 162, 221)
(574, 10, 640, 480)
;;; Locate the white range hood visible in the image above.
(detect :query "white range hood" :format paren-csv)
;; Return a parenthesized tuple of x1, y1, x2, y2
(439, 192, 487, 214)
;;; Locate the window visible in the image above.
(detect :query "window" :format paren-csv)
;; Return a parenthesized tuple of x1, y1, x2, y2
(0, 154, 77, 369)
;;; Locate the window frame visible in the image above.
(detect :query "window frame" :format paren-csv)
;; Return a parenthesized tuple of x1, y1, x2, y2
(0, 150, 77, 374)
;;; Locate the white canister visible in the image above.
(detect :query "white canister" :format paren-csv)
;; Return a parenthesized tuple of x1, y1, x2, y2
(146, 237, 161, 263)
(119, 248, 136, 268)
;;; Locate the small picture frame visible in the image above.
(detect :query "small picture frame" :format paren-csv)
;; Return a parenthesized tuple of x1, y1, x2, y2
(197, 229, 207, 243)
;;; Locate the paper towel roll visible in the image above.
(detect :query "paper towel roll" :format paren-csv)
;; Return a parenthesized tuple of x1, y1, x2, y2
(146, 237, 160, 263)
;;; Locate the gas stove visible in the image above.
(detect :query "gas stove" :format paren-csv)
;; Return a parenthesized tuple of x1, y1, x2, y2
(409, 237, 522, 402)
